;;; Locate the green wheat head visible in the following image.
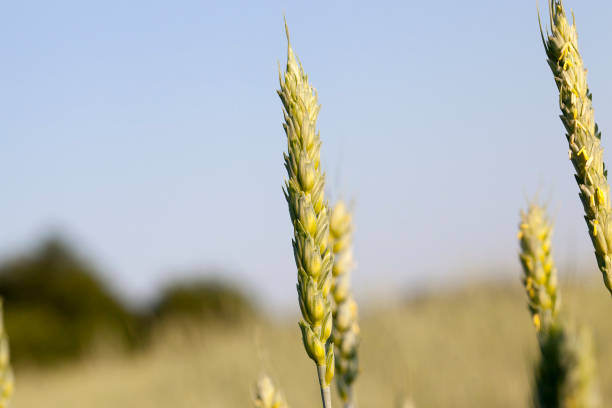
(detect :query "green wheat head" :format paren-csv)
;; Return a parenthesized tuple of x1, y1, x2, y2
(279, 22, 334, 406)
(518, 204, 599, 408)
(540, 0, 612, 294)
(518, 204, 560, 332)
(254, 375, 289, 408)
(0, 301, 13, 408)
(329, 201, 360, 406)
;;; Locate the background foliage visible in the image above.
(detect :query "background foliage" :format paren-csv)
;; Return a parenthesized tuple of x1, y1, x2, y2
(0, 238, 256, 365)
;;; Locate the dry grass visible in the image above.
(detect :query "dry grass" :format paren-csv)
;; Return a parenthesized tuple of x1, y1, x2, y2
(10, 280, 612, 408)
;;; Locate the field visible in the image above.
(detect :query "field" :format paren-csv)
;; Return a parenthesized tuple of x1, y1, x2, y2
(11, 279, 612, 408)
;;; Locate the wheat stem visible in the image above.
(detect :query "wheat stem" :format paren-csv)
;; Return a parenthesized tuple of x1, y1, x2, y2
(540, 0, 612, 294)
(279, 21, 334, 407)
(317, 365, 332, 408)
(534, 323, 599, 408)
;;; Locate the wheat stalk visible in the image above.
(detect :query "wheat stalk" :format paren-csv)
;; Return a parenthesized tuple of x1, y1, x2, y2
(279, 22, 334, 408)
(518, 204, 560, 332)
(254, 375, 289, 408)
(329, 201, 359, 408)
(0, 301, 13, 408)
(534, 323, 599, 408)
(519, 203, 599, 407)
(540, 0, 612, 294)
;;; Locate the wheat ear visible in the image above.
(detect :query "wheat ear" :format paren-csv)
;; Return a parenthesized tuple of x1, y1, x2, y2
(519, 204, 599, 407)
(0, 301, 13, 408)
(254, 375, 289, 408)
(279, 22, 334, 408)
(540, 0, 612, 294)
(518, 204, 560, 332)
(329, 201, 359, 408)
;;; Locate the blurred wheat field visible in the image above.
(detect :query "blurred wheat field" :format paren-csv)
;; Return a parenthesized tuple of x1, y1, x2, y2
(11, 280, 612, 408)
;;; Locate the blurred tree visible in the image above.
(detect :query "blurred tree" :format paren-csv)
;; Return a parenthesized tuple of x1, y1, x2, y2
(0, 237, 141, 365)
(153, 278, 256, 324)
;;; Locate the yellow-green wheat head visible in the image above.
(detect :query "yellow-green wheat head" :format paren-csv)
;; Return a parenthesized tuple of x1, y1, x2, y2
(518, 205, 599, 407)
(279, 23, 334, 387)
(0, 301, 13, 408)
(254, 375, 288, 408)
(541, 0, 612, 293)
(518, 204, 559, 333)
(329, 201, 360, 404)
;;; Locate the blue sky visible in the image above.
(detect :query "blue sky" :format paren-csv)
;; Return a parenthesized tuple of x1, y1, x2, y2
(2, 1, 612, 307)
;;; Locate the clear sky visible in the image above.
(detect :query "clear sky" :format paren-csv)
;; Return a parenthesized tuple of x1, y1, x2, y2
(2, 1, 612, 308)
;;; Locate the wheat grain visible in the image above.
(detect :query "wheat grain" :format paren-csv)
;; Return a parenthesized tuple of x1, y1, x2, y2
(279, 21, 334, 408)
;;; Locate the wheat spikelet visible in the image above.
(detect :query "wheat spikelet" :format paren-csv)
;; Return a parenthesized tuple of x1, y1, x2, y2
(0, 301, 13, 408)
(329, 201, 359, 407)
(540, 0, 612, 294)
(518, 204, 560, 332)
(279, 21, 334, 407)
(253, 375, 289, 408)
